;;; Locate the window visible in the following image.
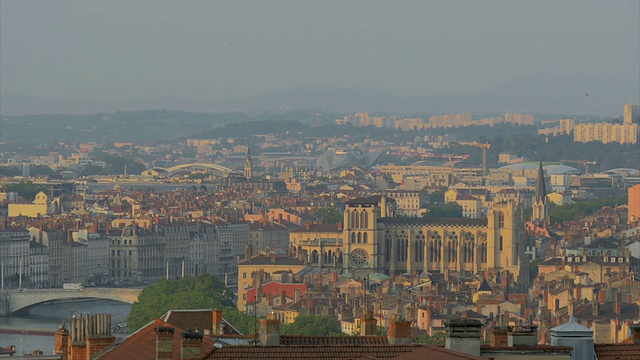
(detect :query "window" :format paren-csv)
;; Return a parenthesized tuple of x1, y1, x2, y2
(498, 212, 505, 228)
(499, 236, 503, 252)
(243, 272, 247, 279)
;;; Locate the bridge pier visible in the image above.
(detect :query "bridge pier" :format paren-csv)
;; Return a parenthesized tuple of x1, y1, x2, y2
(0, 292, 9, 316)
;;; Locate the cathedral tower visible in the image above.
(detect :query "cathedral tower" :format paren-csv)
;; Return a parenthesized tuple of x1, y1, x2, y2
(343, 195, 390, 275)
(244, 147, 253, 180)
(532, 161, 549, 225)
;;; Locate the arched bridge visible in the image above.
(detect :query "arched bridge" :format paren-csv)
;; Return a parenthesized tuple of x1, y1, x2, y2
(0, 288, 142, 316)
(163, 163, 235, 174)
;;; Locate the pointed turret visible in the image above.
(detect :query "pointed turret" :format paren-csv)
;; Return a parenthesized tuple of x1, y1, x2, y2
(535, 161, 546, 200)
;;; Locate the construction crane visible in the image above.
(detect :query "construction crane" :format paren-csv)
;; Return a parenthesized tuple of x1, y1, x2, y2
(560, 159, 597, 174)
(459, 142, 491, 176)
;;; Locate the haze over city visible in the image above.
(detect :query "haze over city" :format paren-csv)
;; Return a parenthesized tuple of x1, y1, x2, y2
(1, 0, 639, 116)
(2, 2, 640, 360)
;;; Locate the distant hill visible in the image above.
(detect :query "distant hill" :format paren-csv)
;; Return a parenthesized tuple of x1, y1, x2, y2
(2, 71, 636, 116)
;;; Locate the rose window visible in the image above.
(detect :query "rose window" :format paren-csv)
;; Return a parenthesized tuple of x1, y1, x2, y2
(350, 248, 369, 268)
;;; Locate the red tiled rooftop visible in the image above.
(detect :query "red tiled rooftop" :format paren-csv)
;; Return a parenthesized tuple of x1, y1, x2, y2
(96, 318, 214, 360)
(594, 343, 640, 360)
(279, 335, 388, 346)
(204, 344, 469, 360)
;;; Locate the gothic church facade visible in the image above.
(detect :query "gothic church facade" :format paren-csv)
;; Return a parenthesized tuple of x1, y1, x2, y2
(338, 195, 526, 281)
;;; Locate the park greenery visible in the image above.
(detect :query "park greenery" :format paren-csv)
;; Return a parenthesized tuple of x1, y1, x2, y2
(280, 315, 343, 336)
(4, 181, 40, 201)
(423, 203, 463, 219)
(126, 274, 255, 334)
(316, 206, 344, 224)
(549, 194, 628, 224)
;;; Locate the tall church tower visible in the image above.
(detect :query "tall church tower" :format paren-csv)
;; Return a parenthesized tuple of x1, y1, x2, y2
(532, 161, 549, 225)
(244, 147, 253, 180)
(343, 195, 392, 275)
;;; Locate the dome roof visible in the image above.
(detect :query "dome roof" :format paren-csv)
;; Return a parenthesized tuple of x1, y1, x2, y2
(498, 163, 580, 174)
(605, 168, 640, 176)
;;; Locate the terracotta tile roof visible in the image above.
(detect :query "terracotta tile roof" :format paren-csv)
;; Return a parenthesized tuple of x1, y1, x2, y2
(96, 318, 214, 360)
(393, 344, 483, 360)
(203, 344, 436, 359)
(279, 335, 388, 346)
(594, 343, 640, 360)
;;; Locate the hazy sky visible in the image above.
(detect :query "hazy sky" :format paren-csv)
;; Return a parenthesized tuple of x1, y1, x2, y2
(1, 1, 639, 115)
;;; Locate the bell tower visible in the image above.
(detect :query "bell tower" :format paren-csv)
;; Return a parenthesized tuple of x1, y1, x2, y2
(344, 196, 388, 274)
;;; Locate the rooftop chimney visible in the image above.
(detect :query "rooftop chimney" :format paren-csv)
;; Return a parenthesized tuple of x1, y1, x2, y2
(69, 314, 87, 360)
(360, 311, 378, 336)
(180, 329, 203, 360)
(508, 325, 538, 347)
(445, 318, 482, 357)
(212, 309, 223, 335)
(54, 322, 69, 359)
(259, 313, 280, 345)
(489, 326, 508, 347)
(86, 314, 116, 358)
(388, 315, 412, 345)
(155, 327, 175, 360)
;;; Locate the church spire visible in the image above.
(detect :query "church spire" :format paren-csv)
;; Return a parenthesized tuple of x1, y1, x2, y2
(532, 160, 549, 225)
(535, 160, 546, 200)
(244, 146, 253, 180)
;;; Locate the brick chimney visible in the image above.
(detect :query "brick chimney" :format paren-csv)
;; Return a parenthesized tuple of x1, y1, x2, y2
(259, 313, 280, 345)
(69, 314, 87, 360)
(155, 327, 175, 360)
(85, 314, 116, 359)
(445, 319, 482, 357)
(54, 322, 69, 359)
(180, 330, 203, 360)
(599, 290, 606, 305)
(212, 309, 223, 335)
(360, 311, 378, 336)
(489, 326, 508, 347)
(388, 315, 412, 345)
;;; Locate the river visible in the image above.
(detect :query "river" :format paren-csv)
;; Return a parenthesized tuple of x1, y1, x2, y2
(0, 299, 130, 356)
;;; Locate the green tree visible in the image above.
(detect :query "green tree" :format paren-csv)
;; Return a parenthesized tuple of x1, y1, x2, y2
(126, 274, 254, 334)
(316, 206, 343, 224)
(280, 315, 342, 336)
(0, 166, 21, 177)
(423, 203, 463, 218)
(549, 195, 627, 224)
(417, 331, 446, 344)
(4, 181, 39, 201)
(30, 165, 54, 176)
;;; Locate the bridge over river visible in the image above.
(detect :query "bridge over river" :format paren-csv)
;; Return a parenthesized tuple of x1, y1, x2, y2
(0, 288, 142, 316)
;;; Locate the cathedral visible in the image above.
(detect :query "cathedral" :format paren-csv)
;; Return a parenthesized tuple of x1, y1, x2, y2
(291, 194, 528, 284)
